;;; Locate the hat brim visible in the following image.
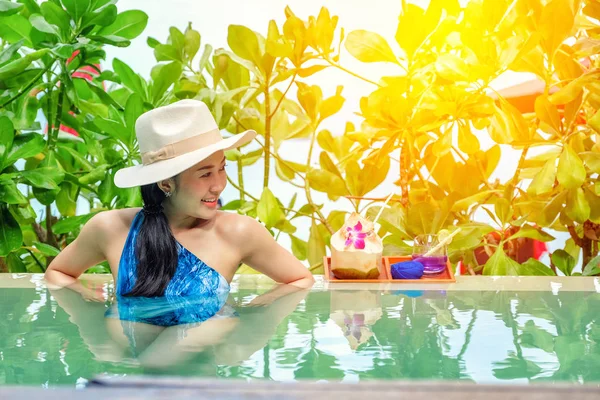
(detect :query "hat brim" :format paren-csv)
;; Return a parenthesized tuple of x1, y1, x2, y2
(114, 129, 257, 188)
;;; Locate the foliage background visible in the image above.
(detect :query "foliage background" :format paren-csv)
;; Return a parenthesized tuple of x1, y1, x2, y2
(1, 0, 600, 277)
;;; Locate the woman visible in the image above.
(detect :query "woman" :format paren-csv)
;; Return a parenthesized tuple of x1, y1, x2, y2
(45, 99, 314, 306)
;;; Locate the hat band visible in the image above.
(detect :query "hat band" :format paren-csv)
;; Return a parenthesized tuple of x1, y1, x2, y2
(141, 129, 223, 165)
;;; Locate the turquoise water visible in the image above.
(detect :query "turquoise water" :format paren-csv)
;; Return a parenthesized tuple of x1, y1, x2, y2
(1, 280, 600, 387)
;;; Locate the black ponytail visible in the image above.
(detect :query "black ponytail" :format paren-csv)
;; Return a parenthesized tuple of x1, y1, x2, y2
(123, 183, 178, 297)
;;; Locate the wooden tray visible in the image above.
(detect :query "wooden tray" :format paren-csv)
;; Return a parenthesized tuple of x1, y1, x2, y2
(323, 256, 456, 283)
(385, 256, 456, 283)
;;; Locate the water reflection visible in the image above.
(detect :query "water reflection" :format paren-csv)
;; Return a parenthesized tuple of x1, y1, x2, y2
(48, 281, 309, 370)
(1, 281, 600, 386)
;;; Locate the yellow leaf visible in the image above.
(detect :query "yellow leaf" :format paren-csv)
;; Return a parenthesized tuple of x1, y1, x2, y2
(580, 152, 600, 174)
(266, 20, 292, 58)
(557, 145, 586, 189)
(565, 187, 590, 223)
(395, 4, 428, 59)
(549, 70, 600, 105)
(345, 30, 398, 64)
(585, 188, 600, 224)
(457, 122, 480, 154)
(434, 54, 469, 81)
(535, 94, 561, 134)
(488, 104, 514, 144)
(527, 158, 557, 196)
(432, 130, 452, 156)
(539, 0, 574, 58)
(295, 81, 321, 121)
(589, 108, 600, 134)
(319, 90, 345, 122)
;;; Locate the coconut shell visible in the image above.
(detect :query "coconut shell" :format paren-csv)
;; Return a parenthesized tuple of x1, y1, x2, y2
(330, 212, 383, 280)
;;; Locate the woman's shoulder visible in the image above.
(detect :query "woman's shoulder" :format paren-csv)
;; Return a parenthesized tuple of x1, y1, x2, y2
(214, 211, 263, 242)
(84, 207, 142, 236)
(217, 211, 265, 245)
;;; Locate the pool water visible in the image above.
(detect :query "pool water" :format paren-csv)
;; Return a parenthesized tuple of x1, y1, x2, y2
(1, 275, 600, 387)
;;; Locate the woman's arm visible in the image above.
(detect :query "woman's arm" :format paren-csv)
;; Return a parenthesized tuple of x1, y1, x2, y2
(235, 215, 315, 289)
(44, 212, 109, 289)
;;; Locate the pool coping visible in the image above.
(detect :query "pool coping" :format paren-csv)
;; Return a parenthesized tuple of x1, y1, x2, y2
(1, 273, 600, 292)
(1, 377, 599, 399)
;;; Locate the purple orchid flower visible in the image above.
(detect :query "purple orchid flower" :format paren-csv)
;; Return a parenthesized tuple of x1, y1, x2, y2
(345, 221, 367, 250)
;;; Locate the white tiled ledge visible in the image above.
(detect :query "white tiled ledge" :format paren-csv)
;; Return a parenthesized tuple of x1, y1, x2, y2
(1, 273, 600, 292)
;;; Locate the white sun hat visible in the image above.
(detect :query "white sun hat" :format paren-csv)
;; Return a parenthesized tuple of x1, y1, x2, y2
(114, 99, 256, 188)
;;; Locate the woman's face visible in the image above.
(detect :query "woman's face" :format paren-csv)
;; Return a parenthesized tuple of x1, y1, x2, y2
(164, 150, 227, 219)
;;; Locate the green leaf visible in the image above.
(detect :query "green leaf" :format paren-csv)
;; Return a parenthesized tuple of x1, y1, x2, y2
(146, 36, 159, 48)
(557, 144, 586, 189)
(6, 252, 26, 273)
(78, 164, 107, 185)
(151, 61, 182, 103)
(184, 24, 200, 61)
(92, 116, 127, 143)
(0, 1, 24, 16)
(0, 14, 33, 46)
(483, 247, 521, 276)
(32, 241, 60, 256)
(494, 197, 510, 226)
(0, 116, 14, 170)
(227, 25, 261, 66)
(81, 3, 116, 28)
(97, 173, 114, 205)
(112, 58, 146, 96)
(0, 180, 27, 204)
(240, 148, 263, 167)
(52, 212, 98, 235)
(56, 183, 76, 216)
(0, 206, 22, 256)
(98, 9, 147, 39)
(451, 190, 499, 212)
(520, 258, 555, 276)
(520, 320, 555, 352)
(582, 254, 600, 276)
(82, 79, 123, 110)
(0, 39, 24, 65)
(124, 93, 143, 143)
(40, 1, 71, 36)
(345, 29, 398, 64)
(507, 225, 555, 242)
(30, 13, 60, 37)
(154, 44, 181, 62)
(289, 234, 307, 261)
(307, 220, 326, 267)
(527, 157, 556, 196)
(60, 0, 90, 22)
(89, 34, 130, 47)
(565, 187, 590, 223)
(0, 47, 48, 81)
(551, 249, 575, 276)
(307, 168, 349, 197)
(256, 188, 285, 228)
(21, 167, 65, 190)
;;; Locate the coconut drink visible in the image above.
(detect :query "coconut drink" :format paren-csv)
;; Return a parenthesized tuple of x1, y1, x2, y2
(330, 212, 383, 279)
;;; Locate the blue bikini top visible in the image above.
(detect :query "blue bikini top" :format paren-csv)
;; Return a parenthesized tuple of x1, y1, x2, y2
(109, 211, 231, 326)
